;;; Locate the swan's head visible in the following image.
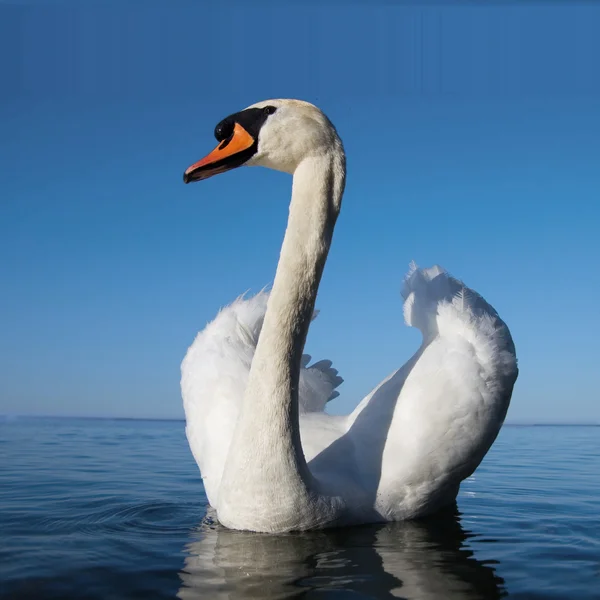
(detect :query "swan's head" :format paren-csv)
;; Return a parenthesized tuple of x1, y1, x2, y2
(183, 99, 343, 183)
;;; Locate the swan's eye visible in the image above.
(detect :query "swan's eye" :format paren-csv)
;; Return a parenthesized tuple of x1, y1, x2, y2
(214, 119, 234, 142)
(263, 105, 277, 116)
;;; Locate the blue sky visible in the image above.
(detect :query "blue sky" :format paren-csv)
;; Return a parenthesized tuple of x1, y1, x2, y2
(1, 2, 599, 422)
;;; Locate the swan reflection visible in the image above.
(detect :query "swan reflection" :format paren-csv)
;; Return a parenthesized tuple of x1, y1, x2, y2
(178, 509, 504, 599)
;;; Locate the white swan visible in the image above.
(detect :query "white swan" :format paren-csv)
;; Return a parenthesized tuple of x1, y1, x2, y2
(181, 99, 518, 533)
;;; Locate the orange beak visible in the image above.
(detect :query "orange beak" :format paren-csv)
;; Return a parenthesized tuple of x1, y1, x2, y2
(183, 123, 256, 183)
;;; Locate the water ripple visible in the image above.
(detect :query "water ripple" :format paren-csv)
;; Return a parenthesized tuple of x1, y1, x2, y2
(1, 419, 599, 599)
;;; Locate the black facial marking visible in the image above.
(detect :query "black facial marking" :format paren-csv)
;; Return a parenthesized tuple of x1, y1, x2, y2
(218, 135, 233, 151)
(214, 118, 234, 142)
(214, 105, 277, 143)
(186, 105, 278, 182)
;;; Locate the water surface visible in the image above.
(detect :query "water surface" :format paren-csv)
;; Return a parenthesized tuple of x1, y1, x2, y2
(1, 418, 599, 598)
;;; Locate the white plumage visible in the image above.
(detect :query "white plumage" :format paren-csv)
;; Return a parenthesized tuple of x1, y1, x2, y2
(182, 265, 516, 524)
(181, 99, 518, 532)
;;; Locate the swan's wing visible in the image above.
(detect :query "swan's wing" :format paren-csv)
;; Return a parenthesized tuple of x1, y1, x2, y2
(338, 263, 518, 518)
(397, 263, 518, 483)
(181, 291, 341, 505)
(181, 293, 266, 506)
(299, 355, 344, 413)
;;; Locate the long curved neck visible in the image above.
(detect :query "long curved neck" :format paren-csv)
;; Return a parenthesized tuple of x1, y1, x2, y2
(250, 151, 345, 422)
(218, 149, 345, 531)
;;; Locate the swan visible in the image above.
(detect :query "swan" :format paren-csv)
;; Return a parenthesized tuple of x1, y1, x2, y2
(181, 99, 518, 533)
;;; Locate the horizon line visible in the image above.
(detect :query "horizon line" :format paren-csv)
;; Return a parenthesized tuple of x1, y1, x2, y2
(1, 414, 598, 426)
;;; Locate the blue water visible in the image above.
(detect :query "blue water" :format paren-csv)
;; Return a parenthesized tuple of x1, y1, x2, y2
(1, 419, 599, 599)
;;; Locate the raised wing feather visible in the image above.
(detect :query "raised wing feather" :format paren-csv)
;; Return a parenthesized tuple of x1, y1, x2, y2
(337, 264, 518, 519)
